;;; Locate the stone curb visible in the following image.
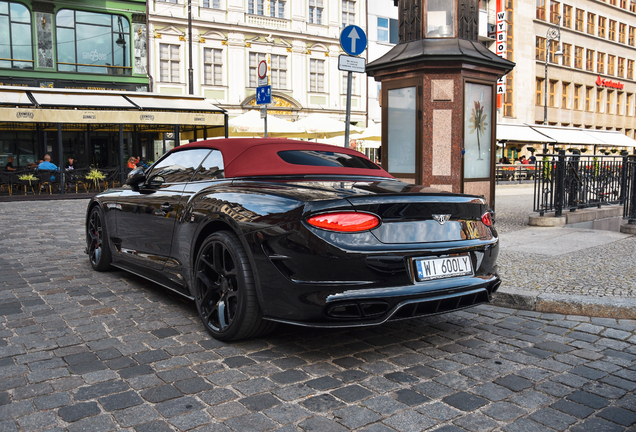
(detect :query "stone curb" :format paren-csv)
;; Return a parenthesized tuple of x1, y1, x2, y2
(493, 288, 636, 319)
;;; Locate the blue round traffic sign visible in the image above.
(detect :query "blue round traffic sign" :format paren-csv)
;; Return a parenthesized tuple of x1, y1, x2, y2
(340, 25, 367, 57)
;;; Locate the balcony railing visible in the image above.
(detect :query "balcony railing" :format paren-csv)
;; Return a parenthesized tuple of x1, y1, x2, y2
(246, 14, 290, 30)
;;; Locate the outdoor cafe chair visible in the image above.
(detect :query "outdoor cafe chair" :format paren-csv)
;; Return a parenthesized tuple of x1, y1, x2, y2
(36, 170, 57, 195)
(0, 171, 12, 195)
(68, 168, 90, 193)
(102, 167, 121, 190)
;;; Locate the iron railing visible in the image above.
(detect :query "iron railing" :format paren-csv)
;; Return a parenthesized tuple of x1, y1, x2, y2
(533, 152, 634, 216)
(624, 160, 636, 224)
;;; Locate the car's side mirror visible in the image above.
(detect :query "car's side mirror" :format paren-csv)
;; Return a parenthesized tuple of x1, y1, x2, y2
(126, 167, 146, 191)
(146, 175, 165, 189)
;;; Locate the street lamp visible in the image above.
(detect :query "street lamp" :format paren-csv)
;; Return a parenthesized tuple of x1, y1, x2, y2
(544, 15, 563, 125)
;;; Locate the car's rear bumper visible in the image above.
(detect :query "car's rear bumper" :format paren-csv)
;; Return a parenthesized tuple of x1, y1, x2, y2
(263, 275, 500, 328)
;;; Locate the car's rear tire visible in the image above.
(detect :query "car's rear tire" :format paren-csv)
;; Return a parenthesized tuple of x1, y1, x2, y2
(87, 206, 112, 271)
(194, 231, 275, 341)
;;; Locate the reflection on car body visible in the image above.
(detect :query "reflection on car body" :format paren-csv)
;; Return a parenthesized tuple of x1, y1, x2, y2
(86, 138, 500, 341)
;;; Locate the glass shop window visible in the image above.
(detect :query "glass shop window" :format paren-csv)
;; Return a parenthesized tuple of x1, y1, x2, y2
(56, 9, 131, 75)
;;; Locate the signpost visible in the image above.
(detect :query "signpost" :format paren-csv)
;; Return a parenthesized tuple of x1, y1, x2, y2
(339, 25, 367, 148)
(256, 61, 269, 137)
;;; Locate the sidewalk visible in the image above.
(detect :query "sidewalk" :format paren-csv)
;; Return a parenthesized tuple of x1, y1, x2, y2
(493, 183, 636, 319)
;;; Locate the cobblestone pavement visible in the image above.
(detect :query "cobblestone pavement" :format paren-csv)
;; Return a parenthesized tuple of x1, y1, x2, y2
(0, 199, 635, 432)
(495, 185, 636, 299)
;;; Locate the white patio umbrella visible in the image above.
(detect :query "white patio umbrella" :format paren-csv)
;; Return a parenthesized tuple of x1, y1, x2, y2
(294, 113, 363, 139)
(356, 120, 382, 141)
(213, 110, 305, 137)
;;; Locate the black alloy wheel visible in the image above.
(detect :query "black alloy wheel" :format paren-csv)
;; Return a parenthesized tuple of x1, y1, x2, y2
(87, 206, 112, 271)
(194, 231, 274, 341)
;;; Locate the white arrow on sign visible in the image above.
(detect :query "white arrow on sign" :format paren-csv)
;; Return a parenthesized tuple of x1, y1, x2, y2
(347, 27, 360, 55)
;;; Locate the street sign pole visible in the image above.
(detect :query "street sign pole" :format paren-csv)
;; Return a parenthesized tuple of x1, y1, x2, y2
(339, 25, 367, 149)
(344, 72, 353, 148)
(264, 106, 268, 138)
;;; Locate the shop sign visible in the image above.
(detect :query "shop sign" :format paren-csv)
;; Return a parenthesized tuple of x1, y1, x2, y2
(496, 11, 507, 95)
(596, 76, 624, 90)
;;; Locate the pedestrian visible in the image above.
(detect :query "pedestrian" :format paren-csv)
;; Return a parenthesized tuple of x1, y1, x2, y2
(38, 154, 59, 181)
(5, 156, 16, 171)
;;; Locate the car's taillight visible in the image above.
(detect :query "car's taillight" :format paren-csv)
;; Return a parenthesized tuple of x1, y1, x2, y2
(307, 212, 380, 232)
(481, 212, 493, 227)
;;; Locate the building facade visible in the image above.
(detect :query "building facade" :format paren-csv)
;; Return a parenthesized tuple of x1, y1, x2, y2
(0, 0, 149, 168)
(147, 0, 367, 129)
(0, 0, 149, 91)
(498, 0, 636, 140)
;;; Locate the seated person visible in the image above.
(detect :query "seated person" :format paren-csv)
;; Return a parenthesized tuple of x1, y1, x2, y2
(67, 157, 76, 170)
(127, 156, 140, 170)
(38, 154, 59, 181)
(5, 156, 16, 171)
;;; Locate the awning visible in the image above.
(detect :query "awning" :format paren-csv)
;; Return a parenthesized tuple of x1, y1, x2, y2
(583, 130, 636, 148)
(30, 91, 137, 109)
(529, 125, 604, 146)
(497, 123, 636, 148)
(497, 123, 556, 143)
(0, 90, 33, 106)
(125, 95, 222, 112)
(0, 86, 226, 127)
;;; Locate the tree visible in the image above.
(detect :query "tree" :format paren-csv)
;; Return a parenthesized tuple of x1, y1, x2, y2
(468, 101, 488, 161)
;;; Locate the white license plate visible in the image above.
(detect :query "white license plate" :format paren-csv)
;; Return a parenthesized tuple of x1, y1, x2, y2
(414, 255, 473, 282)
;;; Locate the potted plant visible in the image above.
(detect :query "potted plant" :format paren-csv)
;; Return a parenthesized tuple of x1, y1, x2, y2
(579, 148, 588, 153)
(566, 147, 577, 153)
(610, 148, 618, 154)
(17, 173, 39, 193)
(86, 168, 105, 190)
(526, 146, 536, 154)
(18, 173, 37, 186)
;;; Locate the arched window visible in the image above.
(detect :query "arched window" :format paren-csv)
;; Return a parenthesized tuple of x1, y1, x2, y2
(0, 2, 34, 69)
(56, 9, 130, 75)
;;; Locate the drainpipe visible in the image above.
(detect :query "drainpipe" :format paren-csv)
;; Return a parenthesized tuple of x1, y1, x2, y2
(146, 5, 153, 92)
(188, 0, 194, 95)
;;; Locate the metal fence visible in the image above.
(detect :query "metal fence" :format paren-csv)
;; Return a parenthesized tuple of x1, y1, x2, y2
(624, 160, 636, 224)
(533, 152, 634, 217)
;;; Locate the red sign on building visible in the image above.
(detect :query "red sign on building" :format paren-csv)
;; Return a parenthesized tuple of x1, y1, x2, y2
(596, 76, 624, 90)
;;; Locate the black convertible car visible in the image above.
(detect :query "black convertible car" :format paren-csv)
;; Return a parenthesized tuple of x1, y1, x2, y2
(86, 138, 500, 340)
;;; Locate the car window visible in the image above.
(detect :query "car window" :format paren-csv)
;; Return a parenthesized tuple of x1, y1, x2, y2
(191, 150, 225, 181)
(278, 150, 380, 169)
(147, 149, 211, 183)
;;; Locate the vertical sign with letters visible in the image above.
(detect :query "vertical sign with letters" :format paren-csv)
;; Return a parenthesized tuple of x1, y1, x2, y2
(496, 9, 507, 96)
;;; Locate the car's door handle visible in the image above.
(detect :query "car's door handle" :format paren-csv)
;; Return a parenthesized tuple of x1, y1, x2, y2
(160, 204, 174, 212)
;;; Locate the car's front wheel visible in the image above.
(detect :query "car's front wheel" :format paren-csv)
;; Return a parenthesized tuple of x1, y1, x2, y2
(87, 206, 112, 271)
(194, 231, 275, 341)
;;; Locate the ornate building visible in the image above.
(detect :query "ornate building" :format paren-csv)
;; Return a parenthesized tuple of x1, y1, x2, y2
(148, 0, 368, 130)
(498, 0, 636, 140)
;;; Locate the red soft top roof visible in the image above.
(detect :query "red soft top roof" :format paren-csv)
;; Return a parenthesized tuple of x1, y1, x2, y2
(174, 138, 394, 179)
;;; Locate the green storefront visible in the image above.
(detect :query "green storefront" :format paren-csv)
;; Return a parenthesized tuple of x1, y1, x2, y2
(0, 0, 150, 168)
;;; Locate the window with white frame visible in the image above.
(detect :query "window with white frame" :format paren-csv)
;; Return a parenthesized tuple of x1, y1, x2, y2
(202, 0, 220, 8)
(377, 17, 389, 42)
(309, 0, 324, 24)
(204, 48, 222, 85)
(270, 54, 287, 89)
(342, 72, 357, 95)
(249, 52, 267, 87)
(309, 58, 325, 92)
(342, 0, 355, 27)
(160, 44, 180, 83)
(377, 17, 399, 43)
(270, 0, 285, 18)
(248, 0, 265, 15)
